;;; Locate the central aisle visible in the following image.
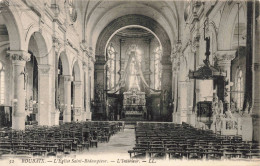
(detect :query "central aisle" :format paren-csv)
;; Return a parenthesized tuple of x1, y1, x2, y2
(76, 128, 136, 158)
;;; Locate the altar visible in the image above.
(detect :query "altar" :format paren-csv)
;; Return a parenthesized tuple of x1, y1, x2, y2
(122, 88, 146, 120)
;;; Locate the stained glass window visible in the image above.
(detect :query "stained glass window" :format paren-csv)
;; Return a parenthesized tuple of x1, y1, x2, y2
(106, 43, 116, 89)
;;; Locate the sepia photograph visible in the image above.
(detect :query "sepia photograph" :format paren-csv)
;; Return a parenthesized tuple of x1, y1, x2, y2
(0, 0, 259, 165)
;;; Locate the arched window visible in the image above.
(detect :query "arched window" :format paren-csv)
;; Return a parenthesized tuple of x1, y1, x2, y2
(154, 47, 162, 90)
(0, 62, 5, 104)
(106, 43, 116, 89)
(235, 69, 244, 110)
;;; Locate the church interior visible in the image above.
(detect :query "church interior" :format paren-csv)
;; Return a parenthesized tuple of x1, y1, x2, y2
(0, 0, 260, 161)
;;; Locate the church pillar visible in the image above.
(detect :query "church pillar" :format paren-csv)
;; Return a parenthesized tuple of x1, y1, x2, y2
(178, 81, 188, 124)
(94, 55, 105, 119)
(73, 81, 82, 121)
(84, 60, 92, 120)
(83, 61, 92, 120)
(63, 75, 72, 122)
(216, 51, 236, 105)
(161, 63, 172, 120)
(8, 50, 30, 130)
(252, 8, 260, 143)
(38, 64, 52, 126)
(171, 57, 180, 123)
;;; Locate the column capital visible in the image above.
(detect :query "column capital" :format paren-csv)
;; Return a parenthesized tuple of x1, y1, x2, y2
(215, 50, 236, 61)
(74, 107, 82, 116)
(80, 41, 88, 52)
(253, 63, 260, 71)
(83, 61, 88, 71)
(38, 64, 51, 75)
(64, 75, 73, 82)
(171, 41, 182, 62)
(7, 50, 31, 62)
(172, 57, 180, 73)
(73, 81, 82, 87)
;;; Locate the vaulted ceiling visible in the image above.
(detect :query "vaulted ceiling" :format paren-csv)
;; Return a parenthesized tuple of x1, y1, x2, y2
(76, 0, 184, 52)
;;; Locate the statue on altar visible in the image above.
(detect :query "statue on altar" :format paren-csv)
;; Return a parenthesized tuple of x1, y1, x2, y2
(218, 100, 224, 115)
(225, 103, 233, 119)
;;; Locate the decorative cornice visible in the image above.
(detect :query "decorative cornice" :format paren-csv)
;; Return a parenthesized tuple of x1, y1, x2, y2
(7, 50, 31, 62)
(66, 39, 79, 54)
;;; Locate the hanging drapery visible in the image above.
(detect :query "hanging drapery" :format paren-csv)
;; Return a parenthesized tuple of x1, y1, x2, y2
(105, 50, 161, 93)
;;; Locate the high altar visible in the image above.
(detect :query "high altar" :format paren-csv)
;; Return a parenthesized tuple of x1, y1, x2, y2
(122, 87, 146, 120)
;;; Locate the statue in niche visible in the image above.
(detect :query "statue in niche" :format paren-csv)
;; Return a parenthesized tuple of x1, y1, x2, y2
(243, 102, 251, 115)
(95, 86, 103, 103)
(163, 89, 169, 103)
(218, 100, 224, 115)
(230, 98, 237, 113)
(211, 94, 222, 132)
(225, 103, 233, 119)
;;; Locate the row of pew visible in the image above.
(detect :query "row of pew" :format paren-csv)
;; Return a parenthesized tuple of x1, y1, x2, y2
(128, 122, 260, 160)
(0, 121, 125, 158)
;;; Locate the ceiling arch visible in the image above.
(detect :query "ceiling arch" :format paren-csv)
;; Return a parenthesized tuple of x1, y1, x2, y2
(85, 1, 178, 52)
(95, 14, 171, 63)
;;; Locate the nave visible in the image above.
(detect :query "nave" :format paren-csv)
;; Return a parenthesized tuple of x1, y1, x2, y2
(1, 121, 259, 161)
(0, 0, 260, 164)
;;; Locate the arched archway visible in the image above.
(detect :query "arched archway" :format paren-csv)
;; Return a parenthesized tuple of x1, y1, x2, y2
(26, 32, 51, 126)
(0, 5, 25, 51)
(218, 2, 246, 50)
(94, 14, 173, 121)
(57, 51, 72, 123)
(0, 5, 27, 129)
(95, 14, 171, 60)
(71, 61, 83, 122)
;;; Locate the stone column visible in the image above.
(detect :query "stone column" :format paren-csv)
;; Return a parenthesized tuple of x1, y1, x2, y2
(216, 51, 236, 105)
(63, 75, 72, 123)
(38, 64, 53, 126)
(73, 81, 82, 121)
(8, 50, 30, 130)
(94, 55, 105, 119)
(83, 61, 92, 120)
(252, 13, 260, 143)
(178, 81, 188, 124)
(89, 57, 95, 100)
(172, 59, 179, 123)
(161, 63, 172, 119)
